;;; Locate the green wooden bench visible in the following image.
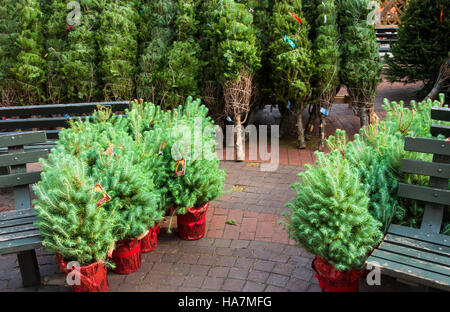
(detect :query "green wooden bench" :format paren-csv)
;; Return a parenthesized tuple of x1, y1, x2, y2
(367, 107, 450, 291)
(0, 101, 129, 151)
(0, 131, 50, 287)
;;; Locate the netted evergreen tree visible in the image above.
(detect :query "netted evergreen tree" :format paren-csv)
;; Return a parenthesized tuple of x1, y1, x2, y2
(208, 0, 261, 161)
(11, 0, 47, 105)
(338, 0, 382, 126)
(45, 0, 68, 103)
(61, 0, 101, 102)
(287, 150, 383, 271)
(304, 0, 340, 150)
(33, 154, 120, 266)
(137, 0, 176, 104)
(98, 1, 138, 101)
(0, 0, 20, 105)
(269, 0, 314, 149)
(161, 0, 203, 109)
(386, 0, 449, 95)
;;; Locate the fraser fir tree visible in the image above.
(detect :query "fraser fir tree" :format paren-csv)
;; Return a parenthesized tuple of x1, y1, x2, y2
(338, 0, 382, 126)
(162, 0, 203, 109)
(306, 0, 340, 150)
(287, 150, 383, 271)
(0, 0, 19, 105)
(386, 0, 450, 95)
(98, 1, 138, 100)
(45, 0, 68, 103)
(33, 154, 119, 266)
(269, 0, 314, 149)
(11, 0, 47, 105)
(208, 0, 261, 161)
(62, 1, 101, 102)
(137, 0, 176, 104)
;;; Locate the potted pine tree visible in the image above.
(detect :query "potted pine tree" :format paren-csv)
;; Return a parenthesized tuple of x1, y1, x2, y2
(33, 154, 119, 292)
(286, 150, 383, 291)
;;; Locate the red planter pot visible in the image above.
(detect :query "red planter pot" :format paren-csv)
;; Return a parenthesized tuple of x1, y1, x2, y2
(177, 202, 209, 241)
(141, 224, 160, 253)
(56, 254, 109, 292)
(312, 256, 364, 292)
(111, 238, 142, 274)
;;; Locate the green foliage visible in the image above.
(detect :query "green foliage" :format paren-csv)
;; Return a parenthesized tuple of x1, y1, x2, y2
(338, 0, 382, 111)
(0, 0, 20, 104)
(11, 0, 47, 105)
(98, 1, 138, 100)
(268, 0, 314, 107)
(33, 154, 119, 266)
(208, 0, 261, 83)
(137, 0, 176, 104)
(386, 0, 450, 94)
(287, 150, 383, 271)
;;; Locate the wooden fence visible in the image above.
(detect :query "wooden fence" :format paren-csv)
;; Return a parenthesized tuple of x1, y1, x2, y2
(377, 0, 408, 27)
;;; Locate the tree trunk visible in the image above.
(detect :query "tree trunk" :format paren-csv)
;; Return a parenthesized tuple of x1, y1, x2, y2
(296, 104, 306, 149)
(359, 103, 369, 127)
(319, 113, 326, 151)
(235, 113, 245, 162)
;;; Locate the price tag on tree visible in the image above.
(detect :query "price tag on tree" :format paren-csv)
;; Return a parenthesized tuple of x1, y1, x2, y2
(93, 184, 111, 207)
(174, 159, 186, 177)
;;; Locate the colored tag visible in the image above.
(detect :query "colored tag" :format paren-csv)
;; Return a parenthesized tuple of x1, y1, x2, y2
(174, 159, 186, 177)
(324, 14, 327, 24)
(284, 35, 296, 49)
(105, 143, 114, 157)
(287, 101, 291, 110)
(440, 4, 443, 23)
(320, 107, 329, 116)
(227, 116, 232, 122)
(93, 184, 111, 207)
(66, 26, 73, 31)
(290, 12, 302, 24)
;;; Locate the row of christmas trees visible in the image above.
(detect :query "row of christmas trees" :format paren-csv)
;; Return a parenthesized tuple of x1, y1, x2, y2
(33, 97, 226, 267)
(0, 0, 381, 150)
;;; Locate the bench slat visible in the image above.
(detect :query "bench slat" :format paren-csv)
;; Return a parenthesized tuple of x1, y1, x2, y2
(431, 124, 450, 138)
(0, 132, 47, 148)
(385, 233, 450, 257)
(0, 130, 60, 140)
(0, 236, 43, 256)
(431, 107, 450, 122)
(0, 223, 37, 236)
(367, 255, 450, 291)
(0, 171, 41, 188)
(401, 159, 450, 179)
(0, 150, 48, 167)
(0, 216, 38, 229)
(0, 229, 40, 243)
(0, 101, 130, 118)
(397, 183, 450, 206)
(0, 208, 36, 222)
(388, 224, 450, 247)
(371, 249, 450, 276)
(378, 241, 450, 267)
(404, 137, 450, 156)
(0, 117, 82, 130)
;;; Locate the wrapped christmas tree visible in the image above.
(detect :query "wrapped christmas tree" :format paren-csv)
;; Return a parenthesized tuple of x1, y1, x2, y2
(11, 0, 47, 105)
(137, 0, 176, 104)
(305, 0, 340, 150)
(208, 0, 261, 161)
(98, 1, 138, 100)
(268, 0, 314, 149)
(338, 0, 382, 126)
(0, 0, 20, 105)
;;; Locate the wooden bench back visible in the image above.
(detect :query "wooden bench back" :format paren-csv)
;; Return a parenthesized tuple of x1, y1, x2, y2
(0, 101, 129, 147)
(0, 132, 49, 210)
(397, 107, 450, 233)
